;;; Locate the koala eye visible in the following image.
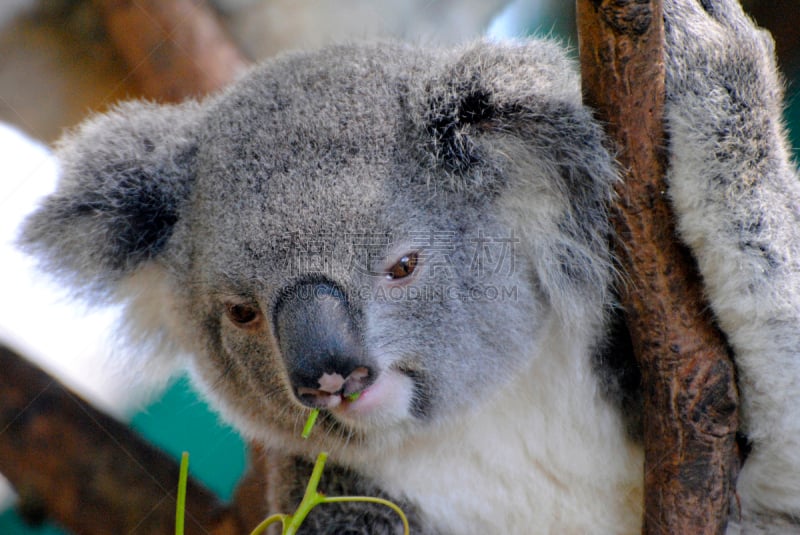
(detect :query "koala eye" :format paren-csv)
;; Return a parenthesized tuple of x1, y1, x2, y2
(225, 302, 262, 327)
(385, 252, 419, 281)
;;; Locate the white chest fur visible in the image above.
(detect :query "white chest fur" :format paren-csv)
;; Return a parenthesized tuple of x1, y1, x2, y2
(362, 329, 644, 534)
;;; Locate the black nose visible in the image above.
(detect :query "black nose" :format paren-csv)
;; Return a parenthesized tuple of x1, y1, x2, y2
(273, 279, 375, 408)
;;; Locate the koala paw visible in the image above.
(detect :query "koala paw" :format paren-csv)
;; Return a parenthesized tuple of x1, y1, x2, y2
(664, 0, 778, 109)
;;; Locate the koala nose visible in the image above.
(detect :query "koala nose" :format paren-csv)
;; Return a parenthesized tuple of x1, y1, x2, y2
(273, 279, 375, 409)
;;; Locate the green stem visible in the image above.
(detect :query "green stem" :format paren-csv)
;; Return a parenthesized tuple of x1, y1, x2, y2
(175, 452, 189, 535)
(283, 451, 329, 534)
(322, 496, 410, 535)
(248, 514, 289, 535)
(301, 409, 319, 439)
(246, 447, 410, 535)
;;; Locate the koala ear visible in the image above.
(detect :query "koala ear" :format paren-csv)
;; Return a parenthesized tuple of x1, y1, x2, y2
(421, 40, 619, 312)
(424, 72, 495, 175)
(419, 40, 601, 192)
(18, 100, 202, 299)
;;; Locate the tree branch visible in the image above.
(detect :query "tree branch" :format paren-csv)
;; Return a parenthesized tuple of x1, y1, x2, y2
(91, 0, 250, 102)
(575, 1, 739, 533)
(0, 345, 245, 534)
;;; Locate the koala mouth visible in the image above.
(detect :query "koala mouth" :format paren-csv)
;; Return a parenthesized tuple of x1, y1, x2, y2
(296, 367, 370, 409)
(296, 366, 419, 422)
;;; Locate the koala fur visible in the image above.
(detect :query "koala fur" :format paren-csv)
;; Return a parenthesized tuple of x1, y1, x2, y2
(17, 0, 800, 533)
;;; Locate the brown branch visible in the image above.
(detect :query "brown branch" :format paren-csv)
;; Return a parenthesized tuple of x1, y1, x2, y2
(0, 344, 246, 534)
(575, 1, 739, 533)
(92, 0, 251, 102)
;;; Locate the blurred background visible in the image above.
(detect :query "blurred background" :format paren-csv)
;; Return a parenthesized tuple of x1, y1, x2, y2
(0, 1, 798, 533)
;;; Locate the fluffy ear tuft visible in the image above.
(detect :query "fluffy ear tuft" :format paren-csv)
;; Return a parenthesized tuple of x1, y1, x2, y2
(419, 40, 589, 191)
(18, 100, 202, 299)
(426, 79, 495, 173)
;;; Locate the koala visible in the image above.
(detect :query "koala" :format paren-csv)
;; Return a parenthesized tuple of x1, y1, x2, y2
(17, 0, 800, 532)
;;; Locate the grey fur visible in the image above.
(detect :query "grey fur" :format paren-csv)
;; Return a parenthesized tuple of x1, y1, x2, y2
(17, 1, 800, 532)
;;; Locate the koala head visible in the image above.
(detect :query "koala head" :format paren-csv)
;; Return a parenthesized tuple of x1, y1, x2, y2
(20, 40, 617, 455)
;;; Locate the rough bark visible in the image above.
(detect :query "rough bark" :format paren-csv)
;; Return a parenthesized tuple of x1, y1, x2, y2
(91, 0, 250, 102)
(576, 1, 739, 533)
(0, 344, 245, 534)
